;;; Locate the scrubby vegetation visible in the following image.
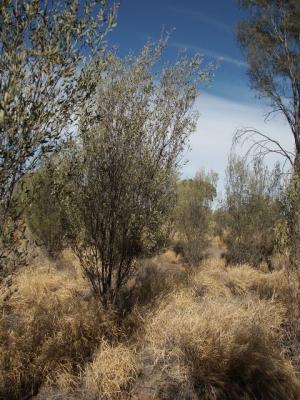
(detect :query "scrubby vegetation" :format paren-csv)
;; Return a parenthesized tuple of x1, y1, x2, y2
(24, 161, 68, 259)
(1, 0, 300, 399)
(173, 170, 217, 265)
(221, 156, 282, 267)
(59, 41, 210, 308)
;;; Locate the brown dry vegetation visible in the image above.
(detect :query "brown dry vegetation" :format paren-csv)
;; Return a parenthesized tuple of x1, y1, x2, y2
(1, 251, 300, 400)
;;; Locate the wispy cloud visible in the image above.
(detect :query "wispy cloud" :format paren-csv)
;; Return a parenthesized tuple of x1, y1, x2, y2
(170, 41, 247, 68)
(182, 93, 293, 192)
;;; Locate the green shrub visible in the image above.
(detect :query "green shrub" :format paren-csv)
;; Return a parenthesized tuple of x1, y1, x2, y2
(223, 156, 281, 267)
(174, 170, 217, 265)
(62, 41, 212, 308)
(25, 161, 67, 259)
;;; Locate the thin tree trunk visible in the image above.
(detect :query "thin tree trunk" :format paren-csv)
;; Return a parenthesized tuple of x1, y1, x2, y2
(289, 152, 300, 269)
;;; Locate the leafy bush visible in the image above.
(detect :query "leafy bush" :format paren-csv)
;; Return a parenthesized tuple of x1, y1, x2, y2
(0, 0, 115, 279)
(277, 173, 300, 269)
(63, 41, 212, 308)
(174, 170, 217, 265)
(223, 156, 282, 267)
(25, 161, 67, 259)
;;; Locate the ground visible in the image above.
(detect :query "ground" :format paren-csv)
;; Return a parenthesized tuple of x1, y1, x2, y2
(1, 246, 300, 399)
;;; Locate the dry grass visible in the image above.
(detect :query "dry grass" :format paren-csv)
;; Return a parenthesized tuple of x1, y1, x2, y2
(133, 258, 188, 306)
(1, 252, 300, 399)
(130, 257, 300, 399)
(158, 249, 180, 264)
(35, 342, 137, 400)
(0, 259, 117, 400)
(138, 286, 299, 399)
(84, 341, 137, 399)
(190, 258, 298, 304)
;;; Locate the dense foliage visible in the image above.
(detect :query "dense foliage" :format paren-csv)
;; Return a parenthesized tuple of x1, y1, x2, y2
(0, 0, 116, 279)
(174, 171, 217, 265)
(223, 156, 282, 267)
(62, 42, 212, 307)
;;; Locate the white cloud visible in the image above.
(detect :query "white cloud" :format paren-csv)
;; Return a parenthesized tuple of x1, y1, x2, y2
(181, 93, 294, 192)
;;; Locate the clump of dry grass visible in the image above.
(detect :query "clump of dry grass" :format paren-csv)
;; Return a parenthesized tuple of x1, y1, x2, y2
(37, 341, 137, 400)
(37, 339, 137, 400)
(134, 259, 187, 305)
(136, 282, 300, 399)
(84, 341, 137, 399)
(190, 258, 298, 304)
(0, 262, 117, 400)
(49, 363, 80, 394)
(115, 258, 189, 337)
(189, 258, 234, 298)
(227, 264, 298, 302)
(158, 249, 180, 264)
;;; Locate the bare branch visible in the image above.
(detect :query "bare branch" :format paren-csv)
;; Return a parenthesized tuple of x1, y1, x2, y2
(233, 127, 295, 166)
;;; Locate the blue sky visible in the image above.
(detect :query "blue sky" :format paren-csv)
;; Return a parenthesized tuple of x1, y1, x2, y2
(108, 0, 293, 191)
(109, 0, 249, 102)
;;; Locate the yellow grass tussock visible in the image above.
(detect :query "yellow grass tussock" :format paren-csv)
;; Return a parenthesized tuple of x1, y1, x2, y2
(158, 249, 180, 264)
(136, 280, 299, 399)
(0, 263, 117, 400)
(190, 257, 298, 303)
(84, 341, 137, 399)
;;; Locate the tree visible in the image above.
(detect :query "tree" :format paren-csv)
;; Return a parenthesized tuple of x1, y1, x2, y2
(64, 41, 212, 308)
(236, 0, 300, 168)
(236, 0, 300, 265)
(0, 0, 117, 278)
(224, 155, 281, 267)
(24, 159, 68, 259)
(174, 170, 217, 265)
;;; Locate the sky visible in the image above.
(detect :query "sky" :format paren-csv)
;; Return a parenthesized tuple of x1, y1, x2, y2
(107, 0, 294, 191)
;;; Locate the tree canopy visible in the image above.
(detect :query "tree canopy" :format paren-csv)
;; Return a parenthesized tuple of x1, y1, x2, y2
(237, 0, 300, 167)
